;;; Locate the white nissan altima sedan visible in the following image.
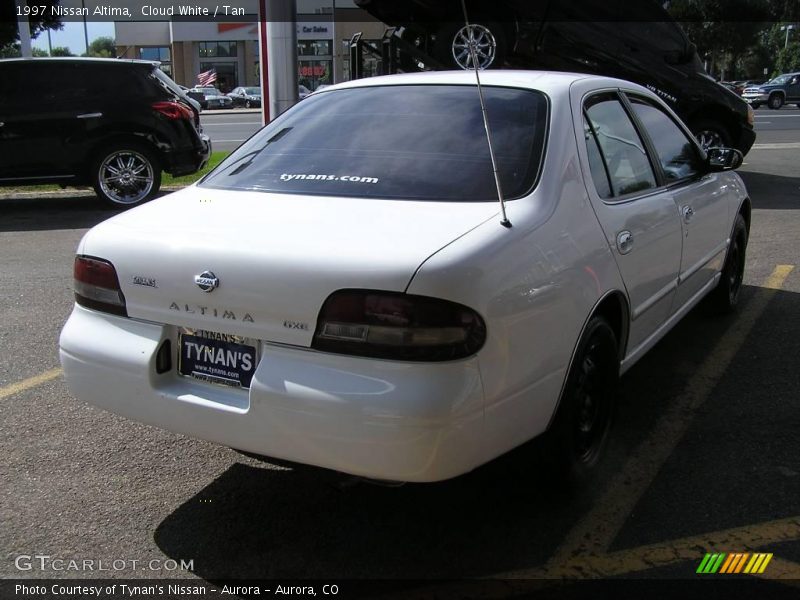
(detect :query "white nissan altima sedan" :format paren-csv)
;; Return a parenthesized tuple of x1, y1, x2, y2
(60, 71, 750, 484)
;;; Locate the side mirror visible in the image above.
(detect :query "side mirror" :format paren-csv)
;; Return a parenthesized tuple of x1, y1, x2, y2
(706, 147, 743, 172)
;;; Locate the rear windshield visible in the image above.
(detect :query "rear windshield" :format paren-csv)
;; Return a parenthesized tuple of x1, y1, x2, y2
(200, 85, 549, 201)
(153, 67, 185, 98)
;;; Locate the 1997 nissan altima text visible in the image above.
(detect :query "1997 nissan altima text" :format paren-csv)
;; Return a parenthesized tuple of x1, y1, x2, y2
(59, 71, 750, 484)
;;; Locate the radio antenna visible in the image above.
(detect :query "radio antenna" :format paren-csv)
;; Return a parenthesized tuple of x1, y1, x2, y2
(460, 0, 511, 228)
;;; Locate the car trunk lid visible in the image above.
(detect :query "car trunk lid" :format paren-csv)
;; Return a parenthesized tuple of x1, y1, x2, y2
(81, 187, 498, 347)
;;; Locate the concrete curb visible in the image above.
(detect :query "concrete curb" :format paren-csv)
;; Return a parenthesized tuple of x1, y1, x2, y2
(0, 186, 186, 200)
(202, 108, 261, 115)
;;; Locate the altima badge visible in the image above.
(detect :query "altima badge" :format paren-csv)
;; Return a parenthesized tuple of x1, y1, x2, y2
(194, 271, 219, 293)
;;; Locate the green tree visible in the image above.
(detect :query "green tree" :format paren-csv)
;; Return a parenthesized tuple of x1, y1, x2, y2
(0, 0, 63, 55)
(85, 36, 116, 58)
(51, 46, 73, 57)
(776, 42, 800, 72)
(669, 0, 770, 79)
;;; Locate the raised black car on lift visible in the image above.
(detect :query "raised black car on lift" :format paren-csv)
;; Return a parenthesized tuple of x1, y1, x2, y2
(354, 0, 756, 155)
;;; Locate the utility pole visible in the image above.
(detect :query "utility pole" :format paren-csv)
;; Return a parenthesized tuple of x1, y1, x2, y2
(265, 0, 299, 120)
(15, 0, 33, 57)
(81, 0, 90, 54)
(781, 24, 796, 50)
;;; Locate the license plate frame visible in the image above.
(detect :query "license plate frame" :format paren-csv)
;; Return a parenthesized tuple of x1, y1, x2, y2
(178, 328, 258, 390)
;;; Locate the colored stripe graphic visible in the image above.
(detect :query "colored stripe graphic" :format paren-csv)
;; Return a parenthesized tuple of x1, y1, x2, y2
(697, 553, 727, 573)
(699, 553, 774, 575)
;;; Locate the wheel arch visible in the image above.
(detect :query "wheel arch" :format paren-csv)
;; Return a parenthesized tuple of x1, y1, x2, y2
(81, 133, 162, 183)
(738, 196, 752, 236)
(546, 289, 629, 431)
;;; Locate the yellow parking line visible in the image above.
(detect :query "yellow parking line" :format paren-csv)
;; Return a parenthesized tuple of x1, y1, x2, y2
(501, 264, 795, 579)
(763, 265, 795, 289)
(504, 516, 800, 580)
(0, 367, 63, 400)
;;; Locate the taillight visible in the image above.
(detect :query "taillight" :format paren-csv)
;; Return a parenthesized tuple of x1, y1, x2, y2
(152, 101, 194, 121)
(74, 256, 127, 317)
(311, 290, 486, 362)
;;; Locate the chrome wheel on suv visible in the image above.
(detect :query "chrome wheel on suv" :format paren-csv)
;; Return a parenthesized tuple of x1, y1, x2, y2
(695, 129, 725, 150)
(94, 147, 161, 208)
(451, 24, 498, 69)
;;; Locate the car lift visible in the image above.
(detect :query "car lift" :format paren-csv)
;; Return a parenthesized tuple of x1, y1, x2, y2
(348, 28, 447, 79)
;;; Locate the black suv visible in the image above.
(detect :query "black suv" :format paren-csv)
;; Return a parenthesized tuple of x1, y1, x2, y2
(0, 58, 211, 207)
(355, 0, 756, 155)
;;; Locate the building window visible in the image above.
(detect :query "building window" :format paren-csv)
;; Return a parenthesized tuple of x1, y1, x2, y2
(342, 39, 380, 81)
(139, 46, 171, 62)
(298, 59, 332, 90)
(298, 40, 332, 56)
(199, 41, 238, 58)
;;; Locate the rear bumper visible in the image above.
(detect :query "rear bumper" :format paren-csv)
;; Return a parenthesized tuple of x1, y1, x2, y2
(59, 305, 486, 482)
(163, 134, 211, 177)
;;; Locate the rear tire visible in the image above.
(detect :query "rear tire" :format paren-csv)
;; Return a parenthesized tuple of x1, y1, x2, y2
(543, 317, 619, 486)
(768, 93, 784, 110)
(92, 141, 161, 209)
(707, 214, 748, 314)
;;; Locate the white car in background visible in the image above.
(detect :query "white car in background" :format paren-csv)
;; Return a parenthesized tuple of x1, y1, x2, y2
(60, 71, 750, 484)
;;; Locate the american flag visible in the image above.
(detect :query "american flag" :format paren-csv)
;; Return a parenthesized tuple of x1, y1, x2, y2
(197, 69, 217, 86)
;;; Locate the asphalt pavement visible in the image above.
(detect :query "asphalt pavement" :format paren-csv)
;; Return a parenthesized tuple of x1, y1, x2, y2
(1, 115, 799, 592)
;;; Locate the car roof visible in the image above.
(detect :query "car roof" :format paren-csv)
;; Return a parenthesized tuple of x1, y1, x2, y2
(0, 57, 157, 67)
(318, 70, 655, 97)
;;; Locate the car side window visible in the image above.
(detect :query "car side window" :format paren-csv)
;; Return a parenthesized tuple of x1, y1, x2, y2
(627, 95, 702, 182)
(583, 116, 613, 199)
(584, 94, 657, 198)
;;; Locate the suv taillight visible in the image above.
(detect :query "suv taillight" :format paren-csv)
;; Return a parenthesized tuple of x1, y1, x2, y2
(152, 101, 194, 121)
(311, 290, 486, 362)
(74, 256, 127, 317)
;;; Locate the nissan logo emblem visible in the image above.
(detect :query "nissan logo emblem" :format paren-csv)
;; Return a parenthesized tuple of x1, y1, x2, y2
(194, 271, 220, 293)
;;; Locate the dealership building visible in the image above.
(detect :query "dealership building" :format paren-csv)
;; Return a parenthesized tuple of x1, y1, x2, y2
(113, 1, 385, 92)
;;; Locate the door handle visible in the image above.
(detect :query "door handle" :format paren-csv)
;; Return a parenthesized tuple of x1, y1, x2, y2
(77, 112, 103, 119)
(616, 231, 634, 255)
(682, 206, 695, 223)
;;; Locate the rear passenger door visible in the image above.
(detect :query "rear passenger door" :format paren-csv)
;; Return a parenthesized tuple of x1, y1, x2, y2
(786, 75, 800, 102)
(625, 93, 730, 311)
(579, 91, 683, 353)
(0, 62, 93, 181)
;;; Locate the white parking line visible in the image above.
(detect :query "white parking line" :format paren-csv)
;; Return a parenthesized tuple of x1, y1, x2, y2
(201, 122, 260, 126)
(752, 143, 800, 149)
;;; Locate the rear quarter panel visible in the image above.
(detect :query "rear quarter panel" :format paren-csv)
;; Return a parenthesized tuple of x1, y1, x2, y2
(406, 90, 624, 462)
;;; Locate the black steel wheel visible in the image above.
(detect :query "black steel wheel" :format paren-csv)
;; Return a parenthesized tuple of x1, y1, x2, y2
(707, 213, 748, 314)
(545, 317, 619, 485)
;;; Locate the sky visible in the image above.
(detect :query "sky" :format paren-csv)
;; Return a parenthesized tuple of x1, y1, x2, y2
(31, 21, 115, 55)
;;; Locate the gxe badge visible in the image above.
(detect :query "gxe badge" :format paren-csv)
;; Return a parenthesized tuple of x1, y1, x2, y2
(194, 271, 219, 293)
